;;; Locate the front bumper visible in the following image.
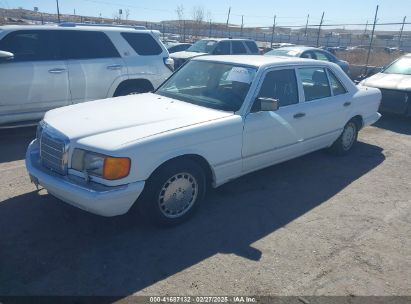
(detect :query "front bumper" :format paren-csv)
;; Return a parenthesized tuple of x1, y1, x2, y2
(25, 140, 145, 217)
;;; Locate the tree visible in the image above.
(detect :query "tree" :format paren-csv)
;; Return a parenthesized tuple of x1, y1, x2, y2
(191, 6, 205, 38)
(125, 8, 130, 22)
(175, 5, 184, 38)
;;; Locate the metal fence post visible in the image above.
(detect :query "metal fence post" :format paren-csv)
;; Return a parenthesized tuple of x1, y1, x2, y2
(398, 16, 407, 48)
(270, 15, 276, 48)
(316, 12, 325, 47)
(365, 5, 379, 76)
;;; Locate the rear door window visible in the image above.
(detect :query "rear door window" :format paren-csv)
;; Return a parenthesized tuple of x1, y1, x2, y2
(314, 51, 331, 62)
(61, 31, 120, 60)
(232, 41, 247, 54)
(298, 68, 331, 101)
(328, 69, 347, 96)
(121, 32, 162, 55)
(0, 30, 59, 61)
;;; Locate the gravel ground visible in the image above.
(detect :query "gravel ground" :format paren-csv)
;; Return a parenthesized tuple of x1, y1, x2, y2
(0, 114, 410, 299)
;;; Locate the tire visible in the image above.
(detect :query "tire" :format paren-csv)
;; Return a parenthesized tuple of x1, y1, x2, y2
(139, 159, 206, 226)
(329, 119, 359, 155)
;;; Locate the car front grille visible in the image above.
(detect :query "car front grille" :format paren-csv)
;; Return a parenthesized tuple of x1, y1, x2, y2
(380, 89, 408, 104)
(379, 89, 409, 114)
(39, 128, 69, 175)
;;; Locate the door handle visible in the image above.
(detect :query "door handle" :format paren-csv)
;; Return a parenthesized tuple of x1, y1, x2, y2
(107, 64, 123, 70)
(344, 102, 352, 107)
(48, 68, 66, 74)
(293, 113, 306, 119)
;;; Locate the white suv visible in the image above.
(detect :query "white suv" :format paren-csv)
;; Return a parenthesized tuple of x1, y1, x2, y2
(0, 24, 173, 127)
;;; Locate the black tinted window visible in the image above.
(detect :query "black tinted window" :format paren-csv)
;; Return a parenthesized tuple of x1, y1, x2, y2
(61, 31, 119, 59)
(245, 41, 259, 54)
(254, 69, 299, 111)
(232, 41, 247, 54)
(213, 41, 230, 55)
(121, 32, 162, 55)
(0, 30, 58, 61)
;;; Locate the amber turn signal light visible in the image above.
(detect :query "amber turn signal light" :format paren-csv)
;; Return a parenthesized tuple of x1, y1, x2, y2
(103, 157, 131, 180)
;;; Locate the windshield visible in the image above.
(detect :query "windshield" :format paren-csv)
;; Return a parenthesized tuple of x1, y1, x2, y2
(265, 49, 300, 57)
(187, 40, 217, 53)
(156, 60, 257, 112)
(383, 57, 411, 75)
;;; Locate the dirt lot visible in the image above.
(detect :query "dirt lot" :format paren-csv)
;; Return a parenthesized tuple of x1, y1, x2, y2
(0, 115, 410, 299)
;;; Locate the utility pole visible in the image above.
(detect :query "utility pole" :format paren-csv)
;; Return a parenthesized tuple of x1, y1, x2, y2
(304, 14, 309, 37)
(365, 5, 379, 76)
(316, 12, 324, 47)
(241, 15, 244, 37)
(56, 0, 61, 23)
(225, 7, 231, 37)
(270, 15, 276, 48)
(209, 19, 212, 38)
(398, 16, 406, 48)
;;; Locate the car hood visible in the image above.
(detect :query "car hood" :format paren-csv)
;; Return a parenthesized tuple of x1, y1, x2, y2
(43, 93, 233, 149)
(170, 51, 207, 60)
(362, 72, 411, 91)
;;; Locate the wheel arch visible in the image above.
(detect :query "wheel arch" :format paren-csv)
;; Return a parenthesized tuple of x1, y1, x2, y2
(349, 115, 364, 130)
(147, 154, 216, 188)
(113, 79, 154, 96)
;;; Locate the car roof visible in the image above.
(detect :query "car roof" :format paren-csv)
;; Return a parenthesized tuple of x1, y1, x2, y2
(0, 24, 153, 33)
(193, 55, 333, 69)
(275, 46, 322, 52)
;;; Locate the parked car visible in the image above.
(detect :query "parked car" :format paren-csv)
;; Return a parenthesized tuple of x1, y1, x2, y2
(170, 38, 259, 69)
(166, 43, 192, 54)
(265, 46, 350, 75)
(359, 53, 411, 116)
(26, 55, 381, 226)
(0, 24, 173, 127)
(271, 43, 296, 49)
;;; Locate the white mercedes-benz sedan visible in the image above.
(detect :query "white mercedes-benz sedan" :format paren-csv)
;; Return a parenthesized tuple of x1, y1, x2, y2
(26, 55, 382, 226)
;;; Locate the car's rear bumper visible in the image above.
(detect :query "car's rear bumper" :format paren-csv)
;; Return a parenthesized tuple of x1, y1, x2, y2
(25, 140, 145, 217)
(363, 112, 382, 127)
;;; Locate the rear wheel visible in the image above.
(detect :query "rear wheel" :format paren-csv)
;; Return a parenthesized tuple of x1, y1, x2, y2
(329, 120, 359, 155)
(139, 159, 206, 226)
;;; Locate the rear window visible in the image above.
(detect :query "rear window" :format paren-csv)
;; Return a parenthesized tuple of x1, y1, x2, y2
(121, 32, 162, 55)
(245, 41, 259, 54)
(60, 31, 120, 59)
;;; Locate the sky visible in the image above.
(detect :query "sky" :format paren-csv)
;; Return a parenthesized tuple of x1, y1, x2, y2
(1, 0, 410, 30)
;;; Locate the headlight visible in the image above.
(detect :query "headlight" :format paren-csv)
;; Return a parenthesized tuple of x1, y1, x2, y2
(71, 149, 131, 180)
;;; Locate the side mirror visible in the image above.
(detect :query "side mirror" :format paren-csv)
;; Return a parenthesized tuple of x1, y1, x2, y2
(0, 50, 14, 62)
(257, 97, 279, 112)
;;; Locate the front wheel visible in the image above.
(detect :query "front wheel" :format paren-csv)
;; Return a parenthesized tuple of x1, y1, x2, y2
(139, 159, 206, 226)
(329, 120, 359, 155)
